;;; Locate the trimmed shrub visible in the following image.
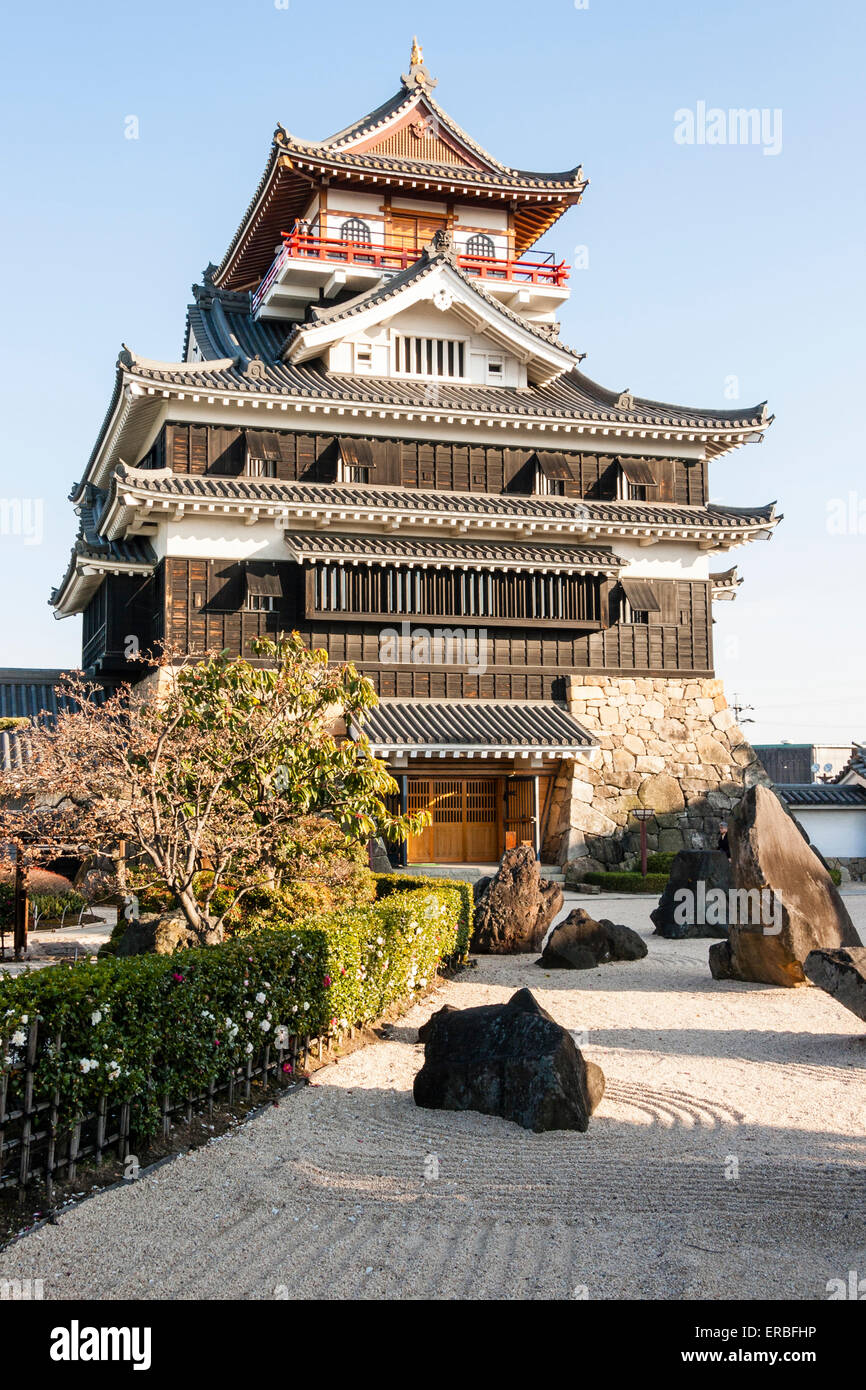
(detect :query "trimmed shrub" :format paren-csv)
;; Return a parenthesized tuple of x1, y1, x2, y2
(0, 886, 460, 1142)
(646, 852, 678, 874)
(374, 873, 474, 962)
(580, 871, 669, 894)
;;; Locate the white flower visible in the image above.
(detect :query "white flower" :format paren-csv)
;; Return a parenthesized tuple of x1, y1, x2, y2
(255, 991, 266, 1005)
(79, 1058, 94, 1074)
(11, 1030, 25, 1048)
(20, 1015, 28, 1025)
(225, 1017, 233, 1029)
(302, 1002, 310, 1012)
(245, 1042, 253, 1055)
(245, 1010, 254, 1021)
(91, 1010, 102, 1026)
(260, 1020, 271, 1032)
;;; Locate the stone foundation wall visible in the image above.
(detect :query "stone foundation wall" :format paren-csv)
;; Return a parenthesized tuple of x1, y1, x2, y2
(544, 675, 771, 871)
(825, 857, 866, 884)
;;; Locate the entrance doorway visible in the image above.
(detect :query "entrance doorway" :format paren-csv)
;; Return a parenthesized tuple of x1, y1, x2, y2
(390, 211, 448, 252)
(406, 777, 499, 863)
(504, 776, 537, 852)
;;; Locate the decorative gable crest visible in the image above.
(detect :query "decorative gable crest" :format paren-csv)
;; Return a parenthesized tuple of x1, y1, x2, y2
(615, 390, 635, 410)
(401, 37, 437, 96)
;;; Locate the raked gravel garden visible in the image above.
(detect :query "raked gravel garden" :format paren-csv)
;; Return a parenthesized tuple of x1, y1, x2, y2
(1, 890, 863, 1302)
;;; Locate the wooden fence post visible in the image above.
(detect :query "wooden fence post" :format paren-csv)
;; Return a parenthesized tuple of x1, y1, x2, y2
(17, 1020, 39, 1191)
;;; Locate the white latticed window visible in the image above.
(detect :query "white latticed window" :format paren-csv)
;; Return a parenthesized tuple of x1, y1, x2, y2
(394, 335, 467, 379)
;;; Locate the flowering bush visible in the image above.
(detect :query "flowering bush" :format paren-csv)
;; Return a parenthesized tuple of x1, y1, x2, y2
(0, 885, 460, 1142)
(373, 874, 474, 964)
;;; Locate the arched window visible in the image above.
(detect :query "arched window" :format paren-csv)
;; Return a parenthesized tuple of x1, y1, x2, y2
(340, 218, 372, 245)
(466, 233, 495, 259)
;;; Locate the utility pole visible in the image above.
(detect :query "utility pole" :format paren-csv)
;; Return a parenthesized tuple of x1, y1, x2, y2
(730, 693, 755, 726)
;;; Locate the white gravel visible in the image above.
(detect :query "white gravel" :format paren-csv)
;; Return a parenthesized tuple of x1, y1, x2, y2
(1, 893, 864, 1301)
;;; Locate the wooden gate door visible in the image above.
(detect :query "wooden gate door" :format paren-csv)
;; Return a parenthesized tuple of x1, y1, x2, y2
(407, 778, 499, 863)
(464, 779, 498, 862)
(505, 777, 535, 851)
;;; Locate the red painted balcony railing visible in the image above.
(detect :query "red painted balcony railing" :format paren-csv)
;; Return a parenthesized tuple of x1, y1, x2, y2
(252, 224, 570, 313)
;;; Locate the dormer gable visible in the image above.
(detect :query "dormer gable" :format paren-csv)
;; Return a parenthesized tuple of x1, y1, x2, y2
(282, 244, 579, 387)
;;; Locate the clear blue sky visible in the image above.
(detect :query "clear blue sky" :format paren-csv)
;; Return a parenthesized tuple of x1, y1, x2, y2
(1, 0, 863, 744)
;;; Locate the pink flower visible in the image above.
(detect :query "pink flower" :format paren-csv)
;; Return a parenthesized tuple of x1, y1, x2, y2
(282, 1062, 292, 1074)
(172, 972, 185, 983)
(323, 975, 332, 987)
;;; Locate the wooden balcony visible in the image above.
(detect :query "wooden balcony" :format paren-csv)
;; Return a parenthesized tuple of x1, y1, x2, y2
(252, 224, 570, 318)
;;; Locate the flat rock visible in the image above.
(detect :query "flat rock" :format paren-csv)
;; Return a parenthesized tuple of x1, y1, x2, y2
(651, 850, 733, 939)
(803, 947, 866, 1024)
(413, 987, 604, 1132)
(710, 785, 860, 987)
(472, 846, 563, 953)
(537, 908, 647, 969)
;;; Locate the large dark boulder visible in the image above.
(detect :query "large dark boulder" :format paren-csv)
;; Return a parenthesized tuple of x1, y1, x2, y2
(472, 846, 563, 953)
(803, 948, 866, 1024)
(538, 908, 647, 969)
(114, 910, 221, 956)
(651, 850, 733, 938)
(413, 988, 605, 1132)
(709, 785, 860, 987)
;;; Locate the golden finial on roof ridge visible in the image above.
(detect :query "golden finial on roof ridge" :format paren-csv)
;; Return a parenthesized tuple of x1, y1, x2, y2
(410, 36, 423, 67)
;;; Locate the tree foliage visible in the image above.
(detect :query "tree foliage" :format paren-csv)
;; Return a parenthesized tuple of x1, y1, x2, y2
(0, 634, 426, 941)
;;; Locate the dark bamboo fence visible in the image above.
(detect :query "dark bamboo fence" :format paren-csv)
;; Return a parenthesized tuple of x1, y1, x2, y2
(0, 1016, 345, 1197)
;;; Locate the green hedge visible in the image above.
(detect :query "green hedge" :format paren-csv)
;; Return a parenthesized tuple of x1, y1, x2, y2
(580, 871, 669, 894)
(0, 886, 460, 1142)
(374, 873, 474, 962)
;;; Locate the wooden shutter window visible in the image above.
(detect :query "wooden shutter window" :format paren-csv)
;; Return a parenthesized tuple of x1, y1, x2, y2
(620, 578, 662, 612)
(619, 458, 657, 486)
(245, 430, 281, 462)
(533, 452, 573, 482)
(244, 570, 282, 598)
(338, 438, 375, 470)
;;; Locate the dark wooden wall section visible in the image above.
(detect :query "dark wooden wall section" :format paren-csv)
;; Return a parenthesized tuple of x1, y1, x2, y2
(157, 559, 713, 682)
(82, 569, 165, 674)
(165, 558, 306, 657)
(160, 425, 707, 502)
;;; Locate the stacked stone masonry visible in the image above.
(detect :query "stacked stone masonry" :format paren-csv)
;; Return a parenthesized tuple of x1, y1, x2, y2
(544, 675, 772, 871)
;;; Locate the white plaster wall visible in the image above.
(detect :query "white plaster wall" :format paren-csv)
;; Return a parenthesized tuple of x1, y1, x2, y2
(452, 204, 508, 232)
(154, 516, 289, 562)
(616, 541, 712, 580)
(793, 808, 866, 858)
